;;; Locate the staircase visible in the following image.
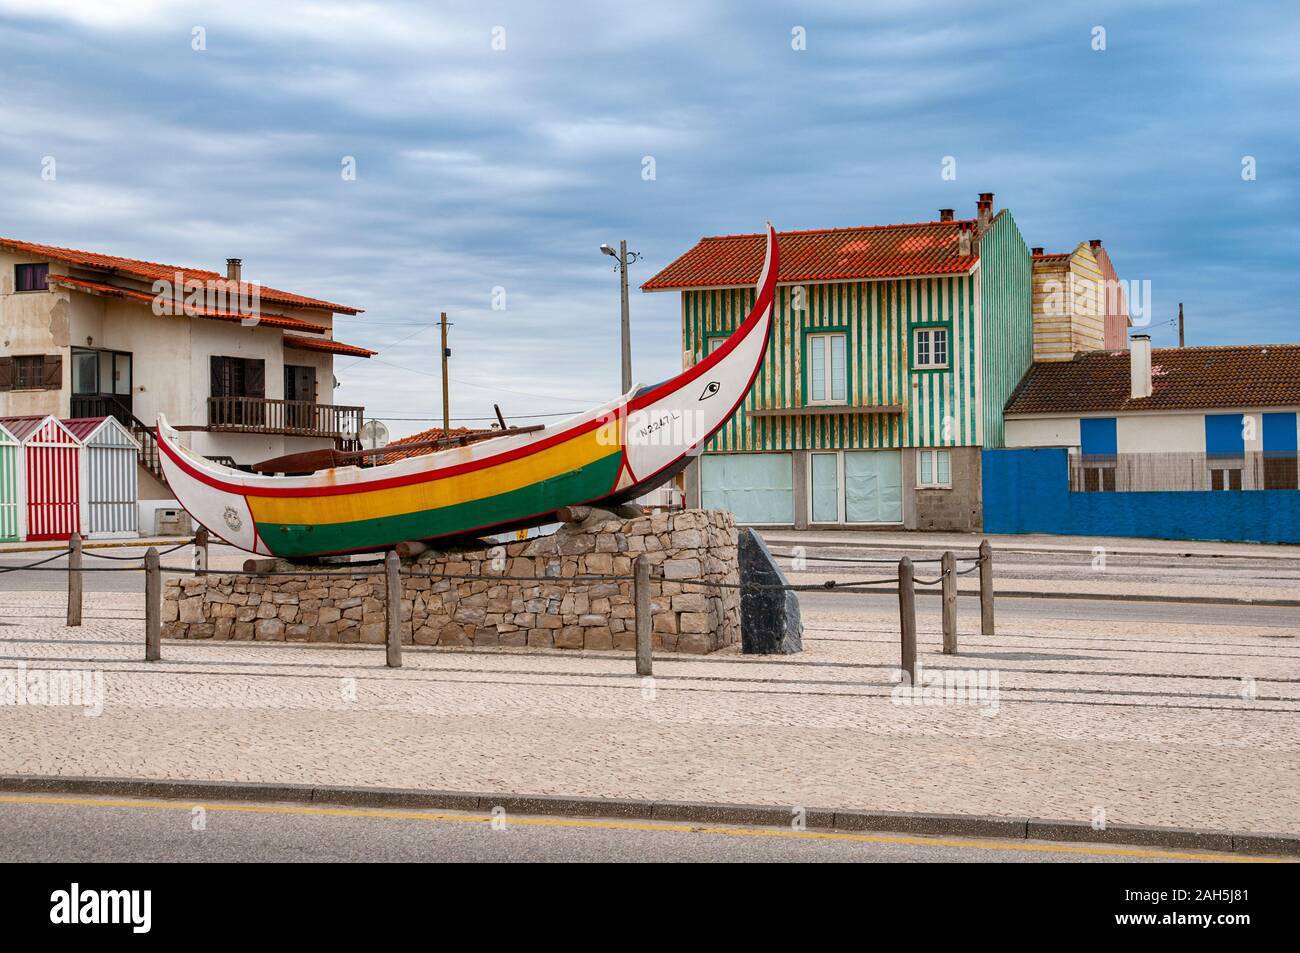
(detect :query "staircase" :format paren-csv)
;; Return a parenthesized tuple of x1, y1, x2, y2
(102, 398, 167, 486)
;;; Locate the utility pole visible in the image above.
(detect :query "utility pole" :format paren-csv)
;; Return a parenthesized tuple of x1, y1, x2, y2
(619, 239, 632, 393)
(439, 311, 451, 433)
(601, 240, 641, 393)
(1178, 302, 1185, 348)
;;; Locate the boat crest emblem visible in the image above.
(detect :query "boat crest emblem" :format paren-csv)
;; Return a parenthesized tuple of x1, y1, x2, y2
(223, 506, 242, 532)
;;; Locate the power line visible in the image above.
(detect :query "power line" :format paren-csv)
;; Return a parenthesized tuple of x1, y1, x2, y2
(366, 410, 583, 422)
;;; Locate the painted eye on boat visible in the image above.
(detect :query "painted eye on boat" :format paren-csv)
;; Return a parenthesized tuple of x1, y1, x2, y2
(699, 381, 721, 401)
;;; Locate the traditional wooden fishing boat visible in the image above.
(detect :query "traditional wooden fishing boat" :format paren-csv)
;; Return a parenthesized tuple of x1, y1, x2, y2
(156, 224, 778, 557)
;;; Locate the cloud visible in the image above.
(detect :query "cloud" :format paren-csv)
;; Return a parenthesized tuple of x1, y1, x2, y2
(1, 0, 1298, 440)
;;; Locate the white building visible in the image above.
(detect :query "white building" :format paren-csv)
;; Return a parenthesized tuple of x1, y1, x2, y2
(1004, 336, 1300, 491)
(0, 236, 374, 513)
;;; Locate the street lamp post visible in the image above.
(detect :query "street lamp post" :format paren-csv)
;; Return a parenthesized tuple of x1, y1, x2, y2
(601, 240, 641, 393)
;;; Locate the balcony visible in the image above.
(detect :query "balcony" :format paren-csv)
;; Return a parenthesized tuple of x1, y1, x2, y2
(206, 396, 364, 442)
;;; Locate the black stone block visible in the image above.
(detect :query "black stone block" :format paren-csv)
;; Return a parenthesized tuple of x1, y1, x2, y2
(738, 528, 803, 654)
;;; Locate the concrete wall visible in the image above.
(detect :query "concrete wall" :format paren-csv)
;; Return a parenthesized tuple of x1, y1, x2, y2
(983, 447, 1300, 543)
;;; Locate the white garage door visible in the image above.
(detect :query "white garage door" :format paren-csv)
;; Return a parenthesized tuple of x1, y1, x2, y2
(700, 453, 794, 525)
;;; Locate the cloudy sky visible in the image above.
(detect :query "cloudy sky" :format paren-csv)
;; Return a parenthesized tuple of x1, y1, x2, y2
(2, 0, 1297, 437)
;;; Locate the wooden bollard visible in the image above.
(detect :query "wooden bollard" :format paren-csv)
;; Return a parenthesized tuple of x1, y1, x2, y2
(193, 526, 209, 577)
(941, 550, 957, 654)
(384, 550, 403, 668)
(979, 538, 995, 636)
(67, 532, 82, 627)
(634, 555, 652, 677)
(897, 556, 917, 684)
(144, 546, 161, 661)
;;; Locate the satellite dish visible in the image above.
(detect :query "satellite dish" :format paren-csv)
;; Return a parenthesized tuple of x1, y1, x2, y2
(360, 420, 390, 449)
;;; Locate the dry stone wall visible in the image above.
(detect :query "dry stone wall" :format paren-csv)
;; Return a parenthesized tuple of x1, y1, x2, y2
(163, 509, 739, 654)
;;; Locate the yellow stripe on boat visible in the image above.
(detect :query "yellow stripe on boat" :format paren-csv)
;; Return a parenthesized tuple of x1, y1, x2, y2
(246, 423, 619, 528)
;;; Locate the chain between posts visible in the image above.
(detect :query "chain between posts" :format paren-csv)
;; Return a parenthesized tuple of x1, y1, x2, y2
(10, 534, 995, 676)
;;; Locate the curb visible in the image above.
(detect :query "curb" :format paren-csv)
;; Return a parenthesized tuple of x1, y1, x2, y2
(1, 775, 1294, 858)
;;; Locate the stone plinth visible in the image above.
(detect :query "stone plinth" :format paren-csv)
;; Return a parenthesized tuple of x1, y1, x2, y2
(162, 509, 740, 654)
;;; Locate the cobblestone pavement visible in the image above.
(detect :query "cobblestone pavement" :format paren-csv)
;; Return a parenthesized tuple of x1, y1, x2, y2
(0, 589, 1296, 834)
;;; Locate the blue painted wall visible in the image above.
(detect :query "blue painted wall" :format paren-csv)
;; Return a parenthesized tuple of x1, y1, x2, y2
(983, 448, 1300, 544)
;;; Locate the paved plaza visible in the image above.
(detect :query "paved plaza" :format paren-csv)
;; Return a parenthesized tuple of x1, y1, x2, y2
(1, 578, 1296, 835)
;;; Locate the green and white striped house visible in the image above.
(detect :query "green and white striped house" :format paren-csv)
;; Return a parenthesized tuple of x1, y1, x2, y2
(642, 194, 1033, 531)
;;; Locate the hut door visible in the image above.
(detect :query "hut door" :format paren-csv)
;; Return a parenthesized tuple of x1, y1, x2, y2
(0, 440, 19, 542)
(26, 437, 79, 540)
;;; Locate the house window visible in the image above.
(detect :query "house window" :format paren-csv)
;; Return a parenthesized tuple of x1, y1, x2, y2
(14, 355, 44, 389)
(806, 332, 846, 405)
(913, 327, 948, 369)
(209, 355, 267, 427)
(1083, 466, 1117, 492)
(1210, 466, 1242, 491)
(14, 263, 49, 293)
(917, 449, 952, 488)
(210, 356, 266, 399)
(0, 354, 60, 391)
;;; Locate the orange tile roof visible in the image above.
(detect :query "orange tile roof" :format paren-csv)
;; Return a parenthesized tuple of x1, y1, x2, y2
(1005, 345, 1300, 414)
(0, 236, 362, 314)
(46, 275, 331, 334)
(642, 219, 980, 291)
(282, 334, 376, 358)
(380, 424, 477, 463)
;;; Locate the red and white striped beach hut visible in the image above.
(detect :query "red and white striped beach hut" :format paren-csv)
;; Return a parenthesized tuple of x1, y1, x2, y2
(0, 415, 81, 541)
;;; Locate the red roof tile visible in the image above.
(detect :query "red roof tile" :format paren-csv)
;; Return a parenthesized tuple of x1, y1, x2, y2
(0, 236, 361, 314)
(380, 424, 477, 464)
(283, 335, 376, 358)
(642, 219, 980, 291)
(1005, 345, 1300, 415)
(46, 275, 331, 334)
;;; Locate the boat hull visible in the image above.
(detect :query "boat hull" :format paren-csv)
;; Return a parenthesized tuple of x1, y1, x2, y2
(157, 224, 778, 557)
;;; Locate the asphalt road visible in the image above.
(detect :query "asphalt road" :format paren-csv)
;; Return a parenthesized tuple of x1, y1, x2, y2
(0, 794, 1234, 863)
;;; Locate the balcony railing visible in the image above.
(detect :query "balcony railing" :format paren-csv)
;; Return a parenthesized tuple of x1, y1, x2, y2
(206, 397, 364, 440)
(1069, 451, 1299, 493)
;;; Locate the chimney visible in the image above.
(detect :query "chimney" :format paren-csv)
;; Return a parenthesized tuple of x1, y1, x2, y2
(1130, 334, 1152, 399)
(226, 258, 242, 282)
(957, 221, 973, 256)
(938, 208, 954, 222)
(1089, 239, 1102, 251)
(976, 193, 993, 232)
(1031, 246, 1044, 256)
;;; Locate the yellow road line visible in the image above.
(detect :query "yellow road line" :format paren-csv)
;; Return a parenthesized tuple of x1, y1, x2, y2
(0, 793, 1287, 862)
